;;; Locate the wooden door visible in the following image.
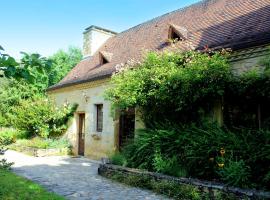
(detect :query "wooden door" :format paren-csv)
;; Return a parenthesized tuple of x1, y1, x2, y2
(119, 109, 135, 149)
(78, 113, 85, 156)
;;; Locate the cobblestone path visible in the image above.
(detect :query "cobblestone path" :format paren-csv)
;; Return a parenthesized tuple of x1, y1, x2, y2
(3, 150, 169, 200)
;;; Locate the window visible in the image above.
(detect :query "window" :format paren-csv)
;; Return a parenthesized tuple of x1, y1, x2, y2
(168, 24, 188, 43)
(99, 51, 113, 65)
(96, 104, 103, 132)
(169, 29, 181, 41)
(100, 54, 108, 65)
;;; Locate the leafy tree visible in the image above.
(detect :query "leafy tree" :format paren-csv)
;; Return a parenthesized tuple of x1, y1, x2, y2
(0, 45, 52, 84)
(0, 78, 41, 126)
(105, 50, 231, 124)
(48, 46, 82, 86)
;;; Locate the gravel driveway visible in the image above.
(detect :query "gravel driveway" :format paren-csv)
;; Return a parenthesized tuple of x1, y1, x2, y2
(3, 150, 169, 200)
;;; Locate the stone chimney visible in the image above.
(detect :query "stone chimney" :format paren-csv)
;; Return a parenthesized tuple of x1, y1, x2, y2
(83, 25, 117, 58)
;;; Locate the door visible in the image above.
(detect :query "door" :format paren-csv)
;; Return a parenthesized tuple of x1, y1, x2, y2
(78, 113, 85, 156)
(119, 109, 135, 149)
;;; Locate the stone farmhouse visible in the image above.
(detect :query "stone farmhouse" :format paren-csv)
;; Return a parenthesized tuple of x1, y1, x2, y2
(48, 0, 270, 159)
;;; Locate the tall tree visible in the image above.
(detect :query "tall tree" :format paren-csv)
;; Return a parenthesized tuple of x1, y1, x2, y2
(48, 46, 82, 86)
(0, 45, 52, 85)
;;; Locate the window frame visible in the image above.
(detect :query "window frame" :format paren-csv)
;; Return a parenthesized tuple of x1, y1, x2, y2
(96, 104, 103, 132)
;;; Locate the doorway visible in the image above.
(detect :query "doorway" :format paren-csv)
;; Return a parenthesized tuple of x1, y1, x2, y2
(119, 109, 135, 149)
(78, 113, 85, 156)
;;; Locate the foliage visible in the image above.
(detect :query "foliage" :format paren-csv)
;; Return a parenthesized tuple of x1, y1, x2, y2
(8, 137, 72, 156)
(218, 160, 251, 188)
(106, 49, 270, 190)
(48, 46, 82, 86)
(119, 123, 270, 189)
(9, 137, 71, 150)
(101, 169, 240, 200)
(0, 129, 22, 146)
(0, 79, 42, 126)
(153, 152, 187, 177)
(110, 152, 127, 166)
(9, 98, 78, 138)
(0, 46, 52, 85)
(0, 158, 13, 170)
(0, 136, 14, 170)
(106, 50, 270, 127)
(106, 50, 231, 124)
(0, 169, 65, 200)
(0, 46, 81, 132)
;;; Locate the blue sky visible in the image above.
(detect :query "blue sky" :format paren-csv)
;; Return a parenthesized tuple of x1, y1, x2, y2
(1, 0, 199, 58)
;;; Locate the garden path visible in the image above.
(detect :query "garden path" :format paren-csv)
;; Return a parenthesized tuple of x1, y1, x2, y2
(3, 150, 169, 200)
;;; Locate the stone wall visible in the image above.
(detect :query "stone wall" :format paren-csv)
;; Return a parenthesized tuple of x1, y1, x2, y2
(230, 45, 269, 74)
(98, 163, 270, 200)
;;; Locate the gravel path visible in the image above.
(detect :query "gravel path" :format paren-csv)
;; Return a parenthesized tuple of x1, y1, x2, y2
(3, 150, 169, 200)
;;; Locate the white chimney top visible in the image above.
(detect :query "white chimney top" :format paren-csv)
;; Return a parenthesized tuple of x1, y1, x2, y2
(83, 25, 117, 58)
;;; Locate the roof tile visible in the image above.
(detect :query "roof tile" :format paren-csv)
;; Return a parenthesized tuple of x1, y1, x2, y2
(49, 0, 270, 91)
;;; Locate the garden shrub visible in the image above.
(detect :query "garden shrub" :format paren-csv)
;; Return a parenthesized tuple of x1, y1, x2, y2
(0, 136, 13, 170)
(9, 98, 77, 138)
(0, 157, 13, 170)
(101, 169, 240, 200)
(110, 152, 127, 166)
(0, 129, 27, 145)
(106, 50, 231, 124)
(153, 151, 187, 177)
(9, 137, 71, 150)
(217, 160, 251, 188)
(0, 130, 16, 146)
(107, 50, 270, 190)
(120, 123, 270, 189)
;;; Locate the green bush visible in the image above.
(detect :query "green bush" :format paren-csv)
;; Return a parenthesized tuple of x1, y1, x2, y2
(10, 137, 71, 150)
(0, 129, 24, 145)
(153, 152, 187, 177)
(105, 50, 231, 124)
(102, 170, 240, 200)
(9, 98, 77, 138)
(105, 50, 270, 190)
(218, 160, 251, 188)
(0, 131, 14, 146)
(110, 152, 127, 166)
(121, 123, 270, 189)
(0, 158, 13, 170)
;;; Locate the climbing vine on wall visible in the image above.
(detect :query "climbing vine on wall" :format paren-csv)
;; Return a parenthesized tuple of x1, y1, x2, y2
(106, 49, 270, 127)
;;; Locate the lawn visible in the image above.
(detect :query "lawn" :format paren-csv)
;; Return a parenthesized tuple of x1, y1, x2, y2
(0, 169, 65, 200)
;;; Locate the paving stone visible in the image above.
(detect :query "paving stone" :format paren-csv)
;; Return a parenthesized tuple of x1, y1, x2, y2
(3, 150, 170, 200)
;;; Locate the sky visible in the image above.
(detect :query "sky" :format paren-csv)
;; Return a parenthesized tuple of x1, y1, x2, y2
(0, 0, 200, 58)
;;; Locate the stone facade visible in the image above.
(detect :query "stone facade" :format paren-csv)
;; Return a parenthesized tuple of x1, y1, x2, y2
(230, 45, 269, 74)
(48, 78, 144, 159)
(48, 79, 116, 159)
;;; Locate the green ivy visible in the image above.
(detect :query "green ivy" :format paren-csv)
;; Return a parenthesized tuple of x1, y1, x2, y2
(105, 50, 231, 124)
(106, 50, 270, 127)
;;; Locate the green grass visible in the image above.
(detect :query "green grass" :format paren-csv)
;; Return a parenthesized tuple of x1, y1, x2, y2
(0, 169, 65, 200)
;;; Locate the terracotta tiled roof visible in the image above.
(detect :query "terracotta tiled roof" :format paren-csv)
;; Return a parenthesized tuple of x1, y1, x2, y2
(48, 0, 270, 91)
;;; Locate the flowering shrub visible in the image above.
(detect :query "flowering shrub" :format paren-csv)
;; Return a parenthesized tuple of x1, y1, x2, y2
(106, 50, 231, 124)
(9, 98, 77, 138)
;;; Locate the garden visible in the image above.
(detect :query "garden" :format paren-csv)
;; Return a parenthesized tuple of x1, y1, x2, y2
(105, 49, 270, 198)
(0, 46, 81, 155)
(0, 45, 82, 199)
